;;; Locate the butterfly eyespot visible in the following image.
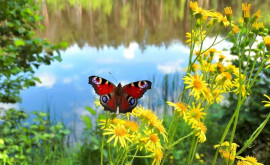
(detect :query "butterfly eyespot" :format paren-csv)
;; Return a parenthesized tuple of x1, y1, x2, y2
(127, 97, 136, 105)
(101, 95, 109, 103)
(92, 77, 102, 84)
(138, 81, 148, 88)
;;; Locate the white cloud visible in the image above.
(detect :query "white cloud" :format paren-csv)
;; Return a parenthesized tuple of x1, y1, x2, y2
(61, 63, 73, 69)
(169, 41, 190, 54)
(62, 77, 72, 84)
(123, 42, 138, 59)
(96, 58, 117, 64)
(157, 60, 185, 74)
(74, 106, 90, 116)
(36, 72, 56, 88)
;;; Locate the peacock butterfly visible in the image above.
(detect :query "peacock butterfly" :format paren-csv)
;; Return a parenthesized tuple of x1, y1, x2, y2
(89, 76, 151, 113)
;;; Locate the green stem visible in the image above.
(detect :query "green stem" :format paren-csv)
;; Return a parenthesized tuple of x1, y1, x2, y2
(237, 112, 270, 155)
(187, 135, 196, 164)
(120, 146, 129, 165)
(168, 132, 194, 149)
(101, 112, 111, 165)
(211, 100, 241, 165)
(130, 148, 139, 163)
(127, 155, 152, 158)
(189, 138, 199, 165)
(115, 148, 125, 165)
(100, 134, 105, 165)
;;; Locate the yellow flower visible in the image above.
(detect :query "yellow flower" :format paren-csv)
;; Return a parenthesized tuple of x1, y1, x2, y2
(154, 120, 168, 142)
(131, 106, 144, 117)
(262, 94, 270, 107)
(252, 22, 263, 31)
(233, 81, 249, 97)
(239, 17, 244, 24)
(221, 16, 230, 27)
(167, 101, 188, 119)
(186, 30, 206, 47)
(141, 109, 158, 125)
(212, 11, 223, 22)
(233, 25, 240, 34)
(95, 99, 102, 107)
(242, 3, 251, 12)
(214, 141, 239, 151)
(192, 63, 200, 72)
(193, 7, 204, 16)
(233, 78, 249, 97)
(193, 121, 207, 143)
(254, 9, 261, 19)
(189, 1, 198, 11)
(212, 88, 224, 104)
(183, 73, 208, 100)
(224, 7, 232, 16)
(99, 118, 125, 129)
(214, 141, 239, 163)
(224, 7, 232, 22)
(125, 121, 139, 132)
(216, 73, 233, 92)
(104, 124, 132, 147)
(263, 36, 270, 46)
(244, 10, 250, 18)
(236, 155, 264, 165)
(151, 148, 163, 165)
(141, 130, 162, 150)
(237, 161, 246, 165)
(186, 102, 206, 125)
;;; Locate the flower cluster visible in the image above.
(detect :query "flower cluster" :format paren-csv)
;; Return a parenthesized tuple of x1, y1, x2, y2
(166, 2, 270, 164)
(236, 155, 264, 165)
(167, 101, 206, 143)
(100, 106, 167, 165)
(214, 141, 239, 164)
(213, 141, 264, 165)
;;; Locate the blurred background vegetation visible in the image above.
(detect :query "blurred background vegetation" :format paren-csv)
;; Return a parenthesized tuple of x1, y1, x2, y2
(1, 0, 270, 164)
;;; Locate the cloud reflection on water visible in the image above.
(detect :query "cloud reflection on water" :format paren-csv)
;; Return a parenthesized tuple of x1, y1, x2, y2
(19, 41, 189, 129)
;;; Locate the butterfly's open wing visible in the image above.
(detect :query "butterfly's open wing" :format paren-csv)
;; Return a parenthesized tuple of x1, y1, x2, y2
(89, 76, 117, 113)
(119, 80, 152, 113)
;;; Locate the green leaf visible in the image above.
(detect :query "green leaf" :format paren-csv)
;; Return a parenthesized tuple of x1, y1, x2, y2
(60, 41, 68, 49)
(98, 114, 106, 120)
(60, 129, 70, 135)
(80, 115, 92, 129)
(85, 106, 96, 115)
(14, 39, 25, 46)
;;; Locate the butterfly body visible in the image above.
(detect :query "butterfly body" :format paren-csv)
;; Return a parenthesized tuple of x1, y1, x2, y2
(89, 76, 151, 113)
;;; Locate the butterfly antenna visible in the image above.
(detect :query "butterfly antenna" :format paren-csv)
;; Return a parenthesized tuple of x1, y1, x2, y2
(109, 72, 118, 84)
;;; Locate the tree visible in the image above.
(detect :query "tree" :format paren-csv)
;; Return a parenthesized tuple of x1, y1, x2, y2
(0, 0, 67, 103)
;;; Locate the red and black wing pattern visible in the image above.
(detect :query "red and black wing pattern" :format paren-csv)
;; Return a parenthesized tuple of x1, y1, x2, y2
(89, 76, 117, 112)
(119, 80, 151, 113)
(122, 80, 152, 98)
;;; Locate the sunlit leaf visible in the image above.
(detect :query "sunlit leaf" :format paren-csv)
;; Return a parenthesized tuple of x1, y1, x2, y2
(85, 106, 96, 115)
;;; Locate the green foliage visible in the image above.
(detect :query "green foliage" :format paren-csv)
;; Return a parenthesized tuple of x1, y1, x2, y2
(0, 108, 70, 164)
(0, 0, 67, 103)
(224, 28, 270, 162)
(76, 106, 106, 165)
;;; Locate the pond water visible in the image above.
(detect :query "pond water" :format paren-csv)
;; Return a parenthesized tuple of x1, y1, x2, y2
(10, 0, 269, 134)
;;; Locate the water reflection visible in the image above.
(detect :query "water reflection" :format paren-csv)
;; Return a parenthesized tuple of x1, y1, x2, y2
(39, 0, 270, 48)
(19, 42, 188, 133)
